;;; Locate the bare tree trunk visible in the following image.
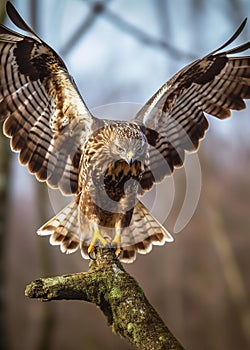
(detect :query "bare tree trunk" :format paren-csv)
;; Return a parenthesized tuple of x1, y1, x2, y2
(25, 248, 185, 350)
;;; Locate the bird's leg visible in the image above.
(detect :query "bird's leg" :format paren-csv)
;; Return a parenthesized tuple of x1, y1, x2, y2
(112, 230, 121, 259)
(88, 226, 108, 259)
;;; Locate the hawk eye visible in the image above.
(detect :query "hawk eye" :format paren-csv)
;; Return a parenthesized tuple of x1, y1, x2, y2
(115, 144, 124, 153)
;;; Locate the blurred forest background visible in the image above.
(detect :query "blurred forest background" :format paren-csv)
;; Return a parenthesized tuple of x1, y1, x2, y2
(0, 0, 250, 349)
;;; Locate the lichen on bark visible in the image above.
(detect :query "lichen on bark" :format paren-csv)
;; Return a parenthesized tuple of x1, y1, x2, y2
(25, 248, 185, 350)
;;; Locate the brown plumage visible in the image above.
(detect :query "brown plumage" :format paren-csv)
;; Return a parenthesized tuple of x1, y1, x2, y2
(0, 2, 250, 262)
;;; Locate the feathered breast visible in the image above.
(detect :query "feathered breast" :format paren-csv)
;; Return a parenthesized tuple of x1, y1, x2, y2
(104, 160, 143, 202)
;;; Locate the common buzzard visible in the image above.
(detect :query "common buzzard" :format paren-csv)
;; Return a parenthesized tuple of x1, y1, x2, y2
(0, 2, 249, 262)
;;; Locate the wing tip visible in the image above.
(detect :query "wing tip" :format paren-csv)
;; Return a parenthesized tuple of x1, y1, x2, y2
(211, 17, 248, 55)
(6, 1, 37, 37)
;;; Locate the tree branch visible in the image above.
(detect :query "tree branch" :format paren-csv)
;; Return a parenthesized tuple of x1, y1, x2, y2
(25, 248, 185, 350)
(81, 0, 196, 61)
(102, 6, 196, 61)
(60, 0, 114, 56)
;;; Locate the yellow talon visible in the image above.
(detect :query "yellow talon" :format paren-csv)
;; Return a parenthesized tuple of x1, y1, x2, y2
(88, 228, 108, 257)
(112, 232, 121, 258)
(88, 227, 122, 260)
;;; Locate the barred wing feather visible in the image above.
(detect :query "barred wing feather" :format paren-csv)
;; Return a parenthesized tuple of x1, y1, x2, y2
(134, 19, 250, 191)
(0, 2, 94, 195)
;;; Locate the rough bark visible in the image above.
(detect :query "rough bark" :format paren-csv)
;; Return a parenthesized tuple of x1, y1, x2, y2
(25, 248, 185, 350)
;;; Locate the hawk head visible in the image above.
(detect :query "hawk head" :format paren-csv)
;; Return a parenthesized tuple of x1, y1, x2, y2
(109, 123, 147, 165)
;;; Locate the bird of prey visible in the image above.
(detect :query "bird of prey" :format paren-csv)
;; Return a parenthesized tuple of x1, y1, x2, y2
(0, 2, 249, 262)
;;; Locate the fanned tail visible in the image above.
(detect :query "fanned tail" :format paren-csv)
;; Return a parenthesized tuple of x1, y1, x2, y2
(119, 201, 173, 263)
(37, 197, 173, 263)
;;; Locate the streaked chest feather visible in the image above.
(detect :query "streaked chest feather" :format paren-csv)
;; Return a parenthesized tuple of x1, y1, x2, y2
(104, 160, 143, 200)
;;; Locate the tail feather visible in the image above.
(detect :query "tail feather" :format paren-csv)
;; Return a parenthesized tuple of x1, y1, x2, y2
(37, 196, 82, 254)
(37, 197, 173, 263)
(119, 200, 173, 263)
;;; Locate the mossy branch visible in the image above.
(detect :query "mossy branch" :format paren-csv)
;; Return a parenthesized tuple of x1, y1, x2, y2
(25, 248, 185, 350)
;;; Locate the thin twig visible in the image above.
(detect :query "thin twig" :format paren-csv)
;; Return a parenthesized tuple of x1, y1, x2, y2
(62, 0, 196, 61)
(60, 0, 114, 56)
(101, 5, 196, 60)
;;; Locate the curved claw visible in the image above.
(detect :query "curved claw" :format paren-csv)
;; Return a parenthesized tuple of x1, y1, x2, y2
(88, 247, 97, 260)
(114, 248, 121, 260)
(87, 228, 122, 260)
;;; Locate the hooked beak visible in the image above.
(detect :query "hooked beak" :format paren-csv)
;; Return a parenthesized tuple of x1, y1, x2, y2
(125, 151, 135, 166)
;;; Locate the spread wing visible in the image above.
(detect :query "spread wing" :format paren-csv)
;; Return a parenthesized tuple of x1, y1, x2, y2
(134, 19, 250, 191)
(0, 2, 95, 194)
